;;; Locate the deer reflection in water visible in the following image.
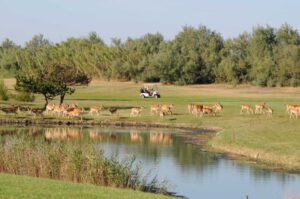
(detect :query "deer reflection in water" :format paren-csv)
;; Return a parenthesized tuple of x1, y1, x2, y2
(88, 129, 102, 141)
(44, 128, 83, 141)
(130, 130, 143, 143)
(149, 131, 173, 145)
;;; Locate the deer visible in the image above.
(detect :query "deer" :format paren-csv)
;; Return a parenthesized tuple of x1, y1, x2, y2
(150, 104, 161, 115)
(130, 106, 144, 117)
(213, 103, 223, 113)
(89, 105, 103, 116)
(108, 107, 118, 116)
(255, 102, 266, 114)
(187, 104, 196, 113)
(191, 104, 204, 117)
(265, 106, 273, 117)
(161, 104, 173, 115)
(290, 107, 300, 119)
(67, 108, 85, 121)
(202, 107, 216, 117)
(286, 104, 300, 114)
(240, 104, 254, 114)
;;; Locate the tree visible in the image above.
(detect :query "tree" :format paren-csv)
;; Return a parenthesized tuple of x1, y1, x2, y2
(49, 64, 91, 104)
(15, 70, 62, 110)
(248, 25, 277, 86)
(15, 64, 91, 109)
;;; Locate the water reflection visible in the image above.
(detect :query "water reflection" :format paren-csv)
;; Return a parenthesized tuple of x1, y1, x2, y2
(0, 126, 299, 199)
(44, 128, 83, 140)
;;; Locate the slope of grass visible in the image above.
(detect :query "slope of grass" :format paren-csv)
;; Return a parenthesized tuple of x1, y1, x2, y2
(0, 173, 172, 199)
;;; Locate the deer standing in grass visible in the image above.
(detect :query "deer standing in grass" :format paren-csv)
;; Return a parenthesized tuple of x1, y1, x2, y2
(89, 105, 103, 116)
(290, 107, 300, 119)
(191, 104, 203, 117)
(240, 104, 254, 114)
(255, 103, 266, 114)
(161, 104, 173, 115)
(150, 104, 161, 115)
(130, 107, 144, 117)
(265, 106, 273, 117)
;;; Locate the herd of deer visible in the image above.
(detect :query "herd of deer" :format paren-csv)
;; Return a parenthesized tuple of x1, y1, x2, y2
(1, 101, 300, 120)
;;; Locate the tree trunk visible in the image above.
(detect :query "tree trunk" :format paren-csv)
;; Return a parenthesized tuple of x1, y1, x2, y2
(60, 93, 65, 105)
(43, 95, 49, 111)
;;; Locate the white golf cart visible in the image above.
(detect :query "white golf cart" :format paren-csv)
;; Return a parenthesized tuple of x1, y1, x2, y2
(140, 85, 161, 98)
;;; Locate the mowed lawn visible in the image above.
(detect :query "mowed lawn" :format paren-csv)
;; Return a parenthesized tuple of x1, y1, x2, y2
(0, 173, 172, 199)
(2, 79, 300, 169)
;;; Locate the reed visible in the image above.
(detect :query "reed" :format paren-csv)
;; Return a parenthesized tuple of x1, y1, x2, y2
(0, 133, 168, 194)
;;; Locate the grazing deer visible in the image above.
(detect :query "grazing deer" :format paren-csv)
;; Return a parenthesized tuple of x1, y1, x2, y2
(0, 106, 18, 115)
(130, 107, 144, 117)
(89, 105, 103, 116)
(191, 104, 203, 117)
(45, 103, 55, 115)
(213, 103, 223, 113)
(286, 104, 300, 114)
(187, 104, 196, 113)
(150, 104, 161, 115)
(202, 107, 216, 116)
(67, 108, 85, 121)
(255, 103, 266, 114)
(17, 106, 31, 115)
(161, 104, 173, 115)
(31, 108, 43, 117)
(53, 104, 67, 116)
(240, 104, 254, 114)
(108, 107, 118, 116)
(159, 111, 167, 119)
(289, 107, 300, 119)
(265, 106, 273, 117)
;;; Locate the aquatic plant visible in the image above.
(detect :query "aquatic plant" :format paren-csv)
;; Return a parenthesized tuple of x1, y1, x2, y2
(0, 134, 168, 194)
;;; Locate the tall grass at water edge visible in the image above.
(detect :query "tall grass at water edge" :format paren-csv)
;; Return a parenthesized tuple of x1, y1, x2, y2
(0, 133, 168, 194)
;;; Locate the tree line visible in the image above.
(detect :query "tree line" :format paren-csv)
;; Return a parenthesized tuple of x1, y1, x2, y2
(1, 23, 300, 87)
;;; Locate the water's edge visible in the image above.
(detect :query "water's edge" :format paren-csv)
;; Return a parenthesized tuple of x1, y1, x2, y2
(0, 118, 299, 172)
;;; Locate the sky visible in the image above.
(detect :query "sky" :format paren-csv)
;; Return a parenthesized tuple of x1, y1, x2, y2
(0, 0, 299, 45)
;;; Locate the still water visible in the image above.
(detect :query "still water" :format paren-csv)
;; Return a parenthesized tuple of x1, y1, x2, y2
(1, 126, 300, 199)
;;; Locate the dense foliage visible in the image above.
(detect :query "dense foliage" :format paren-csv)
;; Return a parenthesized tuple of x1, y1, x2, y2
(1, 24, 300, 86)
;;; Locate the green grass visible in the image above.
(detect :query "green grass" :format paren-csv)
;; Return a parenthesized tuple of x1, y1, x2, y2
(1, 80, 300, 170)
(0, 173, 172, 199)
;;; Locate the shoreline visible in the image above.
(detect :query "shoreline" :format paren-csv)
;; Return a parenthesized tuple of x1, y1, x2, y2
(0, 118, 299, 172)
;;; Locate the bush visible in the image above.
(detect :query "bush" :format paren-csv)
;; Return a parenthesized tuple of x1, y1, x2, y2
(15, 91, 35, 102)
(0, 80, 9, 101)
(290, 78, 300, 87)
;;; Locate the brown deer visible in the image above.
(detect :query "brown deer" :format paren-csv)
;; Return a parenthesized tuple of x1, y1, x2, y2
(191, 104, 203, 117)
(130, 106, 144, 117)
(109, 107, 118, 116)
(150, 104, 161, 115)
(255, 103, 266, 114)
(240, 104, 254, 114)
(265, 106, 273, 117)
(89, 105, 103, 116)
(213, 103, 223, 113)
(202, 107, 216, 117)
(161, 104, 173, 115)
(290, 107, 300, 119)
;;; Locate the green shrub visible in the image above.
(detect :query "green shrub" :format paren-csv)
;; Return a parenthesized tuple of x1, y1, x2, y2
(290, 78, 300, 87)
(0, 80, 9, 101)
(15, 91, 35, 102)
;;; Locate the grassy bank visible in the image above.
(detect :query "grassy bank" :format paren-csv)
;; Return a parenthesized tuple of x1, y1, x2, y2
(1, 79, 300, 171)
(0, 173, 172, 199)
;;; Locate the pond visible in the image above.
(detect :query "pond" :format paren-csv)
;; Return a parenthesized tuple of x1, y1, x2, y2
(0, 126, 299, 199)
